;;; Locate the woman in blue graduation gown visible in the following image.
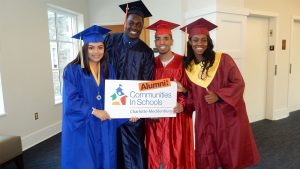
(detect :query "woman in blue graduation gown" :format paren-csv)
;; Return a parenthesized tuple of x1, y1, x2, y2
(61, 25, 126, 169)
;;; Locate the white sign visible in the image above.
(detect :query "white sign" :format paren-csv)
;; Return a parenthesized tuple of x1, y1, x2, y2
(104, 79, 177, 118)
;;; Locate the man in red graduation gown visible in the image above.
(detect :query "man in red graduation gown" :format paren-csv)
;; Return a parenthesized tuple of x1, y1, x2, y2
(104, 1, 154, 169)
(180, 18, 260, 169)
(145, 20, 195, 169)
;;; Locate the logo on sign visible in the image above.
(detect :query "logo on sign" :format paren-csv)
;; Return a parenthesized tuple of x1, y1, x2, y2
(111, 84, 127, 105)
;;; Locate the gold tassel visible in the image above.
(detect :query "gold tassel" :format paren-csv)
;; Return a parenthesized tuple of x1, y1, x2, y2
(80, 36, 84, 68)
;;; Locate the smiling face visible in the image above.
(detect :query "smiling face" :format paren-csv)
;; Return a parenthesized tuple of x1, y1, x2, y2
(87, 42, 104, 64)
(124, 14, 144, 39)
(189, 34, 208, 57)
(154, 34, 173, 55)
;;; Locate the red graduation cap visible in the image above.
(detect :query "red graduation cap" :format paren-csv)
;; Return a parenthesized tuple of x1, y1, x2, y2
(180, 18, 217, 38)
(146, 20, 179, 35)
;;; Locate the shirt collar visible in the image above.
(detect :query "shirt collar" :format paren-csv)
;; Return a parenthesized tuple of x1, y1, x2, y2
(122, 33, 139, 48)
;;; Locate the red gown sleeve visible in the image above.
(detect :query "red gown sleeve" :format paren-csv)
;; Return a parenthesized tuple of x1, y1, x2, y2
(214, 54, 245, 113)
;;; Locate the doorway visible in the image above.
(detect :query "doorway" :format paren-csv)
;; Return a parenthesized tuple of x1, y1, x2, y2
(245, 16, 270, 122)
(288, 18, 300, 112)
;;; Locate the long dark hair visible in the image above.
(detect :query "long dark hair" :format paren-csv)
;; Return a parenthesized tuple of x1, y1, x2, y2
(183, 35, 215, 80)
(67, 43, 109, 78)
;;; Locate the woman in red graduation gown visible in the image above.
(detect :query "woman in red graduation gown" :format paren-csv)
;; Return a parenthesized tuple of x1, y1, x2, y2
(181, 18, 260, 169)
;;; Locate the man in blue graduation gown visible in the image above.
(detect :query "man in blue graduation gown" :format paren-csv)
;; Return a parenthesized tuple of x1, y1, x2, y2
(104, 1, 154, 169)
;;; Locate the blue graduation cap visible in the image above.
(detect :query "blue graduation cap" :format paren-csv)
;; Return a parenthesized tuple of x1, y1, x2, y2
(72, 25, 111, 68)
(72, 25, 111, 43)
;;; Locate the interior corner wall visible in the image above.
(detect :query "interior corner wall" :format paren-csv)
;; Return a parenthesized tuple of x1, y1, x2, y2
(147, 0, 184, 55)
(245, 0, 300, 118)
(184, 6, 248, 73)
(0, 0, 89, 150)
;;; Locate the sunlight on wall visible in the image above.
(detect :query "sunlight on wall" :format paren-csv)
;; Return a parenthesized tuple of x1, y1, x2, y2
(0, 73, 5, 115)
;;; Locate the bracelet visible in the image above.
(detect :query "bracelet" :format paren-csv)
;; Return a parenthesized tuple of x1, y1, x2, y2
(91, 107, 96, 115)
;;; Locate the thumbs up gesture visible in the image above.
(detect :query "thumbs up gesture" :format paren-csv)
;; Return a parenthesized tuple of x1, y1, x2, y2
(204, 88, 219, 104)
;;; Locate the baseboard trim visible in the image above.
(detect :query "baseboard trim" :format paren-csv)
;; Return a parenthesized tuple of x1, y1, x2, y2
(21, 121, 62, 151)
(288, 105, 300, 113)
(270, 108, 290, 120)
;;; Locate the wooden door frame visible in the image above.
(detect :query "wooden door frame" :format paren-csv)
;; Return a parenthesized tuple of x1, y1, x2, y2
(102, 17, 150, 46)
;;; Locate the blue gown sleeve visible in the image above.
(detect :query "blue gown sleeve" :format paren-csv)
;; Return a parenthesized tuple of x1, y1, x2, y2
(63, 65, 93, 131)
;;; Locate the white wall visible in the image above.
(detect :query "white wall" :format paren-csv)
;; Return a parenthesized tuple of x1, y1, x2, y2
(88, 0, 127, 25)
(185, 0, 244, 13)
(185, 0, 216, 12)
(245, 0, 300, 117)
(0, 0, 89, 150)
(88, 0, 185, 55)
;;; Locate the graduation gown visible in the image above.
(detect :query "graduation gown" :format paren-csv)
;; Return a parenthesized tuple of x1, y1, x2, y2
(61, 63, 126, 169)
(185, 53, 260, 169)
(104, 33, 155, 169)
(145, 53, 195, 169)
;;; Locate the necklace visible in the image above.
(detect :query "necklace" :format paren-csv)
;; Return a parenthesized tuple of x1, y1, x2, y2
(90, 64, 101, 100)
(96, 93, 101, 100)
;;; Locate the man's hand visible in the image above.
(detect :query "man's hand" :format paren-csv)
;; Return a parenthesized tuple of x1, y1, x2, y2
(173, 103, 183, 113)
(174, 79, 187, 93)
(130, 117, 139, 123)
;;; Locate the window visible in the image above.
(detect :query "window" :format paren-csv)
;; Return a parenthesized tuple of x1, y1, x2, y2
(47, 7, 78, 104)
(0, 73, 5, 115)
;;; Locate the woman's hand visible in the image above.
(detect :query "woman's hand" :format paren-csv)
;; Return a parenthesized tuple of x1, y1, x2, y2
(204, 89, 219, 104)
(93, 109, 111, 121)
